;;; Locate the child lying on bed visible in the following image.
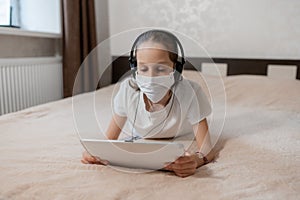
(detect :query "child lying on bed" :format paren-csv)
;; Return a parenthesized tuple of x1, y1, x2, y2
(82, 29, 215, 178)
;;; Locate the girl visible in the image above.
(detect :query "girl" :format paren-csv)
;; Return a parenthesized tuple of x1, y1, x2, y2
(82, 30, 215, 178)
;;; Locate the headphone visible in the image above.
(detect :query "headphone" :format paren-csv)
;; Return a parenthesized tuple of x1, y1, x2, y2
(128, 30, 186, 82)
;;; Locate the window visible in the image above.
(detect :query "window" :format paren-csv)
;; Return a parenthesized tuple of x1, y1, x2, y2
(0, 0, 20, 27)
(0, 0, 61, 34)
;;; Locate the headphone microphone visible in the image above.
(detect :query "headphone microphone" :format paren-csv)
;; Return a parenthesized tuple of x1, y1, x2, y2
(128, 30, 185, 82)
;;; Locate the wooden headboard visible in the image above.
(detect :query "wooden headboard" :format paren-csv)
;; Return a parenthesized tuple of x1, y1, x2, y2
(111, 56, 300, 83)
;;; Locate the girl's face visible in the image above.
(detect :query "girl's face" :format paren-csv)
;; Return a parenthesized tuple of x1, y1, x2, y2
(136, 42, 174, 77)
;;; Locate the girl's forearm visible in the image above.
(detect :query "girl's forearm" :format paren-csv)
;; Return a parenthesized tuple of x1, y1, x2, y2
(106, 114, 127, 140)
(193, 119, 213, 155)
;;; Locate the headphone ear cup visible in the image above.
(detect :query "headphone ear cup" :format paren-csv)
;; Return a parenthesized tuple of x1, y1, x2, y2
(130, 59, 137, 79)
(174, 61, 183, 82)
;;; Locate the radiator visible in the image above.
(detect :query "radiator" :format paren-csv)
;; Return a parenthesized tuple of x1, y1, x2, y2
(0, 57, 63, 115)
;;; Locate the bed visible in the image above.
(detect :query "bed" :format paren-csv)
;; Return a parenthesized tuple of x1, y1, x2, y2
(0, 57, 299, 199)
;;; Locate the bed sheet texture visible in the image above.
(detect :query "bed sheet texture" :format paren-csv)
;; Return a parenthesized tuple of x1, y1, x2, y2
(0, 71, 299, 199)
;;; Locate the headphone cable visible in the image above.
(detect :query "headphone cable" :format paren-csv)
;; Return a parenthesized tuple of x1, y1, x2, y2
(126, 84, 177, 142)
(125, 90, 141, 142)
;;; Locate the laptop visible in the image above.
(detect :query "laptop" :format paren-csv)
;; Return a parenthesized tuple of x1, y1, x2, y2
(80, 138, 185, 170)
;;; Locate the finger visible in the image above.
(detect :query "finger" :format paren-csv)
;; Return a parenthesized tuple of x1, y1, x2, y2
(174, 169, 196, 177)
(82, 151, 91, 157)
(99, 159, 109, 165)
(163, 162, 173, 168)
(174, 168, 196, 175)
(82, 151, 96, 162)
(82, 152, 109, 165)
(175, 156, 193, 164)
(175, 157, 197, 166)
(175, 172, 192, 178)
(163, 165, 173, 171)
(164, 162, 172, 166)
(81, 159, 107, 165)
(81, 159, 89, 164)
(84, 155, 108, 165)
(171, 161, 197, 170)
(174, 170, 188, 177)
(81, 158, 98, 165)
(92, 156, 108, 165)
(162, 167, 173, 171)
(172, 165, 196, 172)
(85, 156, 97, 163)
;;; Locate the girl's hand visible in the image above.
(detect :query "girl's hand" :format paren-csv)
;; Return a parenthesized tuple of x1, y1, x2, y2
(164, 152, 198, 178)
(81, 151, 109, 165)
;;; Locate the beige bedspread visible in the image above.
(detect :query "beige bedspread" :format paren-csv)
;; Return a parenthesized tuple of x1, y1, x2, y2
(0, 72, 299, 200)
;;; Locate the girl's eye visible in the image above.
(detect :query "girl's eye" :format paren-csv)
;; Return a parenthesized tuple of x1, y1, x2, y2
(156, 65, 170, 73)
(138, 66, 148, 72)
(157, 68, 166, 72)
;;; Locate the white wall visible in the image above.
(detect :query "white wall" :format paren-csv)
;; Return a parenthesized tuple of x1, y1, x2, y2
(108, 0, 300, 59)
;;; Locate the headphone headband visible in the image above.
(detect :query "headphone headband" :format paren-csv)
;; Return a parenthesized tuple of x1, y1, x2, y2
(129, 30, 185, 66)
(129, 30, 185, 82)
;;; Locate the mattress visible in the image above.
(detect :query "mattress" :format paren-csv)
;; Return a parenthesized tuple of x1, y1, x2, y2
(0, 71, 299, 199)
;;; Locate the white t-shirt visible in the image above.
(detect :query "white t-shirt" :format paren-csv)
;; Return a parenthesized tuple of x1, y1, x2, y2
(113, 77, 211, 139)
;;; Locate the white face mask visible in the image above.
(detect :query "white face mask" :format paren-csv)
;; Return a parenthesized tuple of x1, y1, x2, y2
(135, 72, 175, 103)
